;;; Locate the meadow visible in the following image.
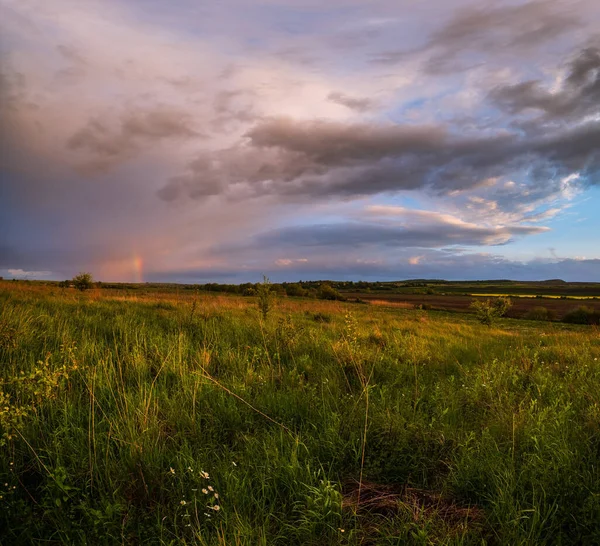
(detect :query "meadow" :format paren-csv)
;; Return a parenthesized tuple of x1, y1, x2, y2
(1, 281, 599, 545)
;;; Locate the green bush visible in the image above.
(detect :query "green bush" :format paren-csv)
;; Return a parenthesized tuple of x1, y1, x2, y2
(563, 306, 600, 325)
(470, 296, 512, 327)
(317, 283, 345, 301)
(72, 272, 94, 291)
(285, 283, 308, 298)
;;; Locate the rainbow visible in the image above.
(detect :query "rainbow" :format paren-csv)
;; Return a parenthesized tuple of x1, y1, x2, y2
(133, 254, 143, 283)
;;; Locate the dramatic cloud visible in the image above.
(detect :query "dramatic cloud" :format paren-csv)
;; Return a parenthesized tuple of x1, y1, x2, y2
(1, 0, 599, 282)
(161, 103, 599, 203)
(490, 46, 600, 124)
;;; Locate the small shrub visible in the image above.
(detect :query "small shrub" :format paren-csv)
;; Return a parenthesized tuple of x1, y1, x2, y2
(0, 344, 79, 445)
(72, 272, 94, 291)
(256, 275, 274, 321)
(470, 296, 512, 327)
(292, 479, 342, 540)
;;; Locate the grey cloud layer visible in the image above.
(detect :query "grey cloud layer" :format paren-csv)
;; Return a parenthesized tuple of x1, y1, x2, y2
(160, 72, 599, 203)
(372, 0, 583, 70)
(490, 46, 600, 124)
(253, 222, 547, 249)
(157, 23, 599, 203)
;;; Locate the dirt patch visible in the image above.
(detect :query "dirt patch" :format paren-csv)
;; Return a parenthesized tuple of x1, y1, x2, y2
(342, 480, 485, 537)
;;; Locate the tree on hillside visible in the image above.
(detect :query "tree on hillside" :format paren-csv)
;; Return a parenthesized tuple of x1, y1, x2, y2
(72, 272, 94, 291)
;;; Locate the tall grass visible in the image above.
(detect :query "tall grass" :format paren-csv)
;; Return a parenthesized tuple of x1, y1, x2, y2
(0, 281, 599, 544)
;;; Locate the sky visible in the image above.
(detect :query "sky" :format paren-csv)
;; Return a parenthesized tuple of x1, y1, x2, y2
(1, 0, 599, 283)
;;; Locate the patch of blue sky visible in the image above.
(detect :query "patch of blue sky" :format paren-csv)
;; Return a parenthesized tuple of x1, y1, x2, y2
(495, 192, 600, 261)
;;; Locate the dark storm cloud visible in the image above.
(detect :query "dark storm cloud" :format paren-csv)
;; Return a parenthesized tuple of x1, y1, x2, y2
(158, 35, 600, 203)
(490, 46, 600, 123)
(247, 117, 447, 162)
(326, 92, 376, 112)
(160, 87, 599, 202)
(67, 107, 201, 171)
(372, 0, 582, 71)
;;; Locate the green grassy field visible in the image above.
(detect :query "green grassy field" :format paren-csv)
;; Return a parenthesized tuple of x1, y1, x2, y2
(1, 282, 600, 545)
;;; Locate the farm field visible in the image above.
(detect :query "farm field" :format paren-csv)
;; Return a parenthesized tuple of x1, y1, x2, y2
(344, 292, 600, 321)
(1, 281, 600, 545)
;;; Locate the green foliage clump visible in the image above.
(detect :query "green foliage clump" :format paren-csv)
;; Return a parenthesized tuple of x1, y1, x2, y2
(470, 296, 512, 326)
(285, 283, 309, 298)
(318, 283, 346, 301)
(72, 272, 94, 291)
(0, 344, 79, 445)
(563, 306, 600, 325)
